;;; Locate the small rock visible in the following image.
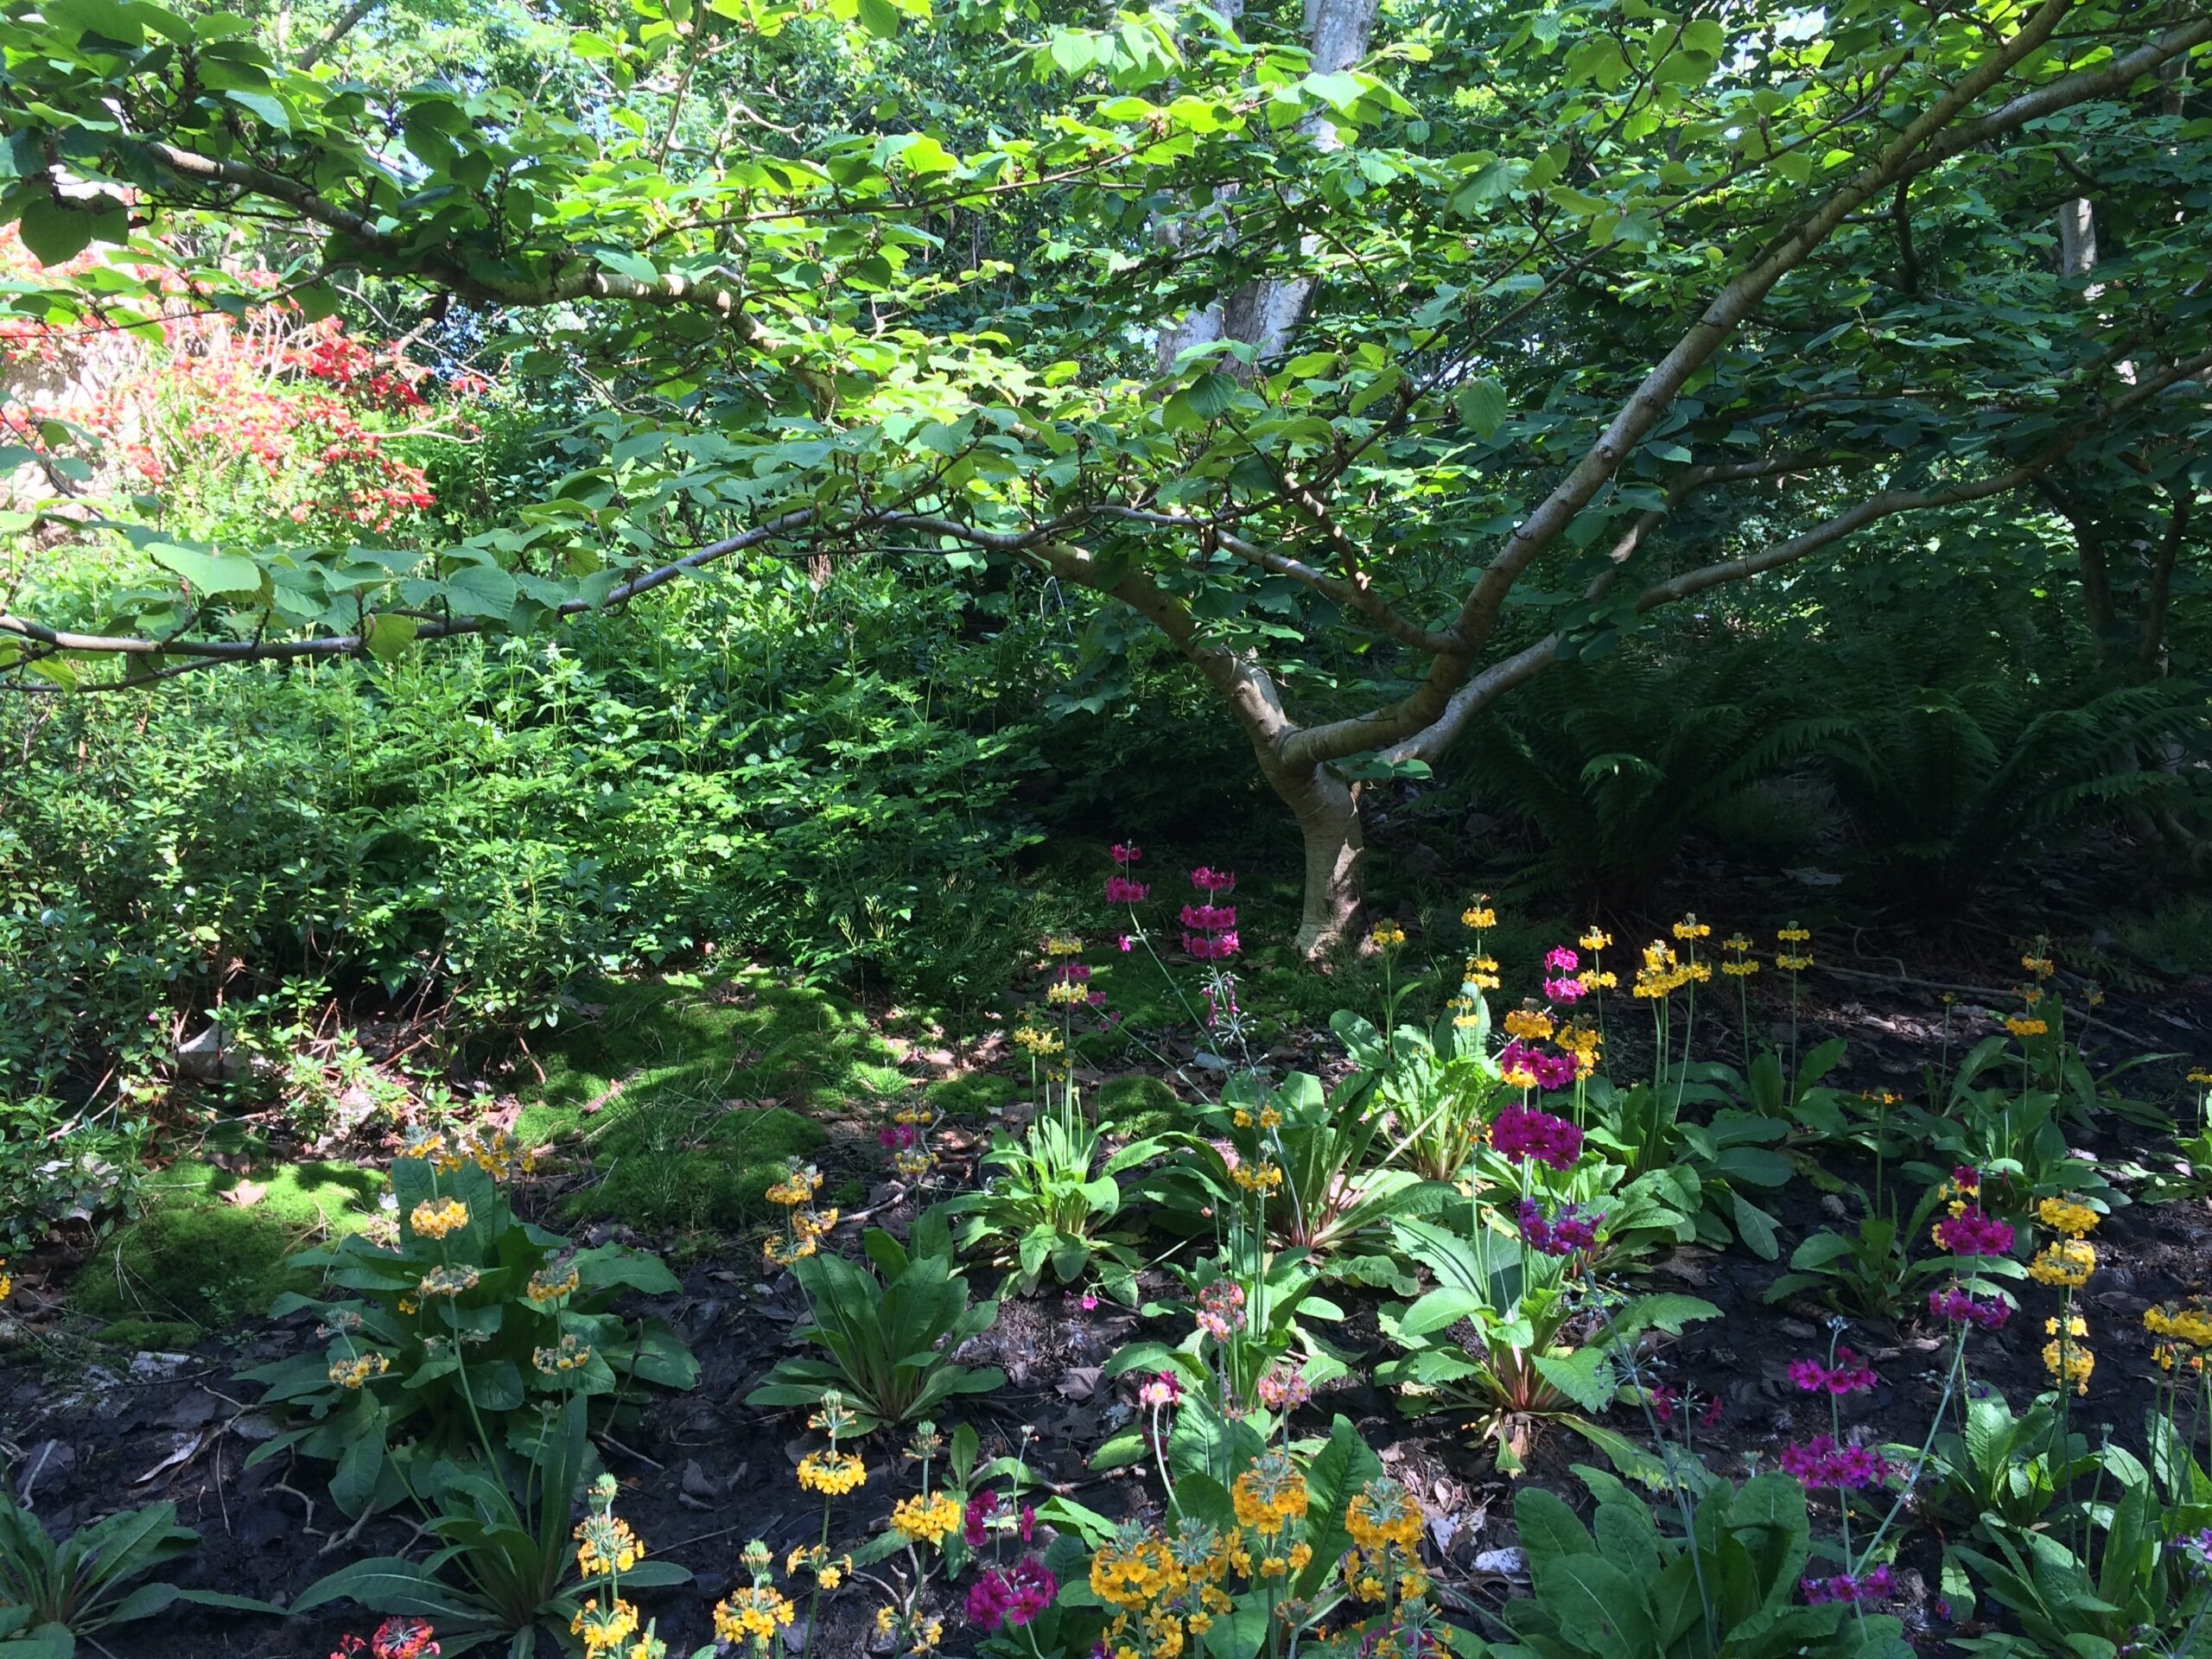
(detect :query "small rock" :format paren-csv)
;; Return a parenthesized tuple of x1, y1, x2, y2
(228, 1413, 283, 1444)
(128, 1352, 194, 1382)
(15, 1440, 73, 1503)
(1818, 1194, 1847, 1220)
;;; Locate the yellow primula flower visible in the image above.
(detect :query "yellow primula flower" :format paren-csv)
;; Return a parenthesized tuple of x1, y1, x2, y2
(797, 1450, 868, 1495)
(1462, 898, 1497, 931)
(2036, 1198, 2098, 1238)
(410, 1197, 469, 1240)
(889, 1491, 962, 1548)
(2027, 1238, 2096, 1287)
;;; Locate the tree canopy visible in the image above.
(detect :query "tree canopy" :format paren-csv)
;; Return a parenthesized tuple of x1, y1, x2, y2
(0, 0, 2206, 943)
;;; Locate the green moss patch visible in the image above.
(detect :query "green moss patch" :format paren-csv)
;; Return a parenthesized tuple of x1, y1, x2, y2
(1096, 1073, 1184, 1137)
(71, 1160, 380, 1341)
(565, 1103, 826, 1233)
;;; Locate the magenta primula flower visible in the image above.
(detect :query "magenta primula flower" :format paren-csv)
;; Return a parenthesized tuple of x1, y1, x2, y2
(1544, 946, 1580, 972)
(965, 1557, 1056, 1630)
(1179, 904, 1236, 931)
(1541, 975, 1588, 1004)
(1105, 874, 1149, 904)
(1932, 1211, 2015, 1256)
(1929, 1286, 2012, 1328)
(1518, 1197, 1603, 1256)
(1189, 867, 1236, 893)
(1491, 1103, 1585, 1169)
(1802, 1566, 1891, 1606)
(1110, 842, 1143, 866)
(1779, 1435, 1891, 1490)
(1497, 1040, 1579, 1093)
(1788, 1346, 1878, 1395)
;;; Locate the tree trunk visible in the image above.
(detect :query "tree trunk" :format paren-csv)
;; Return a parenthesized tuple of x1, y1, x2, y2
(1270, 760, 1365, 956)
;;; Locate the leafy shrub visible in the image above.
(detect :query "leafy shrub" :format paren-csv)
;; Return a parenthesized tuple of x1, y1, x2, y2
(240, 1150, 696, 1516)
(0, 1497, 264, 1651)
(747, 1212, 1005, 1431)
(1490, 1470, 1911, 1658)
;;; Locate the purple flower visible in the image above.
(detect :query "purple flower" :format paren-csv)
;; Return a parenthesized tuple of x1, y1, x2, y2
(1779, 1434, 1891, 1491)
(1518, 1197, 1603, 1256)
(966, 1556, 1056, 1630)
(1789, 1347, 1878, 1395)
(1929, 1286, 2012, 1328)
(1802, 1565, 1892, 1605)
(1497, 1041, 1579, 1093)
(1932, 1211, 2015, 1257)
(1491, 1103, 1586, 1169)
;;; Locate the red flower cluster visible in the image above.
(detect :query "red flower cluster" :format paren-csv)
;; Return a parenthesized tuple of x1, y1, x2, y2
(333, 1618, 438, 1659)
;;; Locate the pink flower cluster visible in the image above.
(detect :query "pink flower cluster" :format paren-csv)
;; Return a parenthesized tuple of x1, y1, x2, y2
(1648, 1384, 1725, 1429)
(965, 1556, 1054, 1630)
(1541, 947, 1587, 1003)
(1181, 874, 1239, 959)
(1932, 1211, 2015, 1256)
(1490, 1104, 1586, 1170)
(963, 1491, 1037, 1548)
(1779, 1435, 1891, 1491)
(1929, 1286, 2012, 1328)
(1518, 1198, 1602, 1256)
(1802, 1565, 1892, 1606)
(1255, 1363, 1312, 1410)
(1139, 1370, 1182, 1408)
(1197, 1280, 1248, 1340)
(1787, 1347, 1878, 1395)
(1105, 874, 1149, 904)
(1498, 1040, 1578, 1091)
(880, 1123, 923, 1151)
(1111, 842, 1142, 866)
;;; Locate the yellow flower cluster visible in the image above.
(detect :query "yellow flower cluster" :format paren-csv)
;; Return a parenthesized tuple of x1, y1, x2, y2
(1631, 941, 1701, 999)
(1580, 927, 1611, 953)
(1774, 925, 1814, 972)
(2150, 1301, 2212, 1374)
(1554, 1021, 1601, 1077)
(327, 1351, 389, 1390)
(1462, 899, 1497, 931)
(571, 1597, 639, 1657)
(1230, 1161, 1285, 1193)
(765, 1160, 823, 1208)
(416, 1265, 480, 1298)
(526, 1263, 582, 1304)
(1463, 954, 1500, 992)
(2005, 1015, 2049, 1039)
(1344, 1477, 1428, 1605)
(404, 1125, 537, 1181)
(0, 1259, 10, 1301)
(2028, 1238, 2096, 1287)
(1230, 1107, 1281, 1130)
(2021, 950, 2056, 980)
(1046, 936, 1085, 957)
(1672, 914, 1712, 943)
(2044, 1314, 2094, 1395)
(1230, 1452, 1308, 1536)
(2189, 1067, 2212, 1087)
(797, 1450, 868, 1496)
(1046, 979, 1090, 1006)
(2035, 1198, 2098, 1238)
(1370, 921, 1407, 950)
(1579, 968, 1618, 993)
(575, 1513, 645, 1579)
(890, 1491, 963, 1548)
(1450, 995, 1482, 1028)
(535, 1335, 594, 1376)
(1719, 933, 1759, 977)
(1090, 1520, 1232, 1655)
(713, 1583, 795, 1651)
(1503, 1005, 1554, 1041)
(410, 1198, 469, 1240)
(1012, 1024, 1066, 1058)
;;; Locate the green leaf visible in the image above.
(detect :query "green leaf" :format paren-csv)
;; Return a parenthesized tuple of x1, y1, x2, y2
(442, 563, 518, 620)
(1456, 378, 1509, 437)
(364, 612, 419, 663)
(151, 543, 264, 598)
